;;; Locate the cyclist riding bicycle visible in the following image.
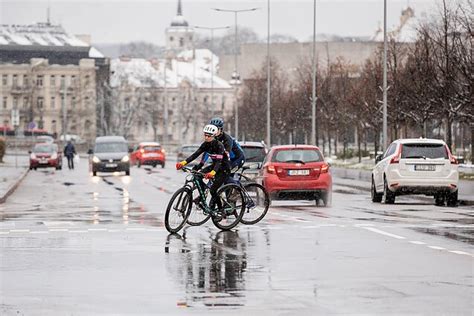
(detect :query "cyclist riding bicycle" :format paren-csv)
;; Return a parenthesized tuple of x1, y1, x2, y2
(200, 117, 245, 171)
(176, 124, 231, 209)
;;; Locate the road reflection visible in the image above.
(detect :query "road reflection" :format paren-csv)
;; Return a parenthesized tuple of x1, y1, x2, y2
(165, 230, 247, 307)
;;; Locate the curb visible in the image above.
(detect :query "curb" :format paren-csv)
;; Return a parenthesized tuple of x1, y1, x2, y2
(333, 179, 474, 206)
(0, 168, 29, 204)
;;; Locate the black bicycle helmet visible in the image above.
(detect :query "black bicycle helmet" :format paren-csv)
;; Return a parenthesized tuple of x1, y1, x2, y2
(209, 117, 224, 129)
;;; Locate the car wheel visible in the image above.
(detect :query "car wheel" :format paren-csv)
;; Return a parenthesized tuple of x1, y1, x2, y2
(93, 171, 97, 176)
(125, 170, 130, 176)
(434, 194, 445, 206)
(382, 178, 395, 204)
(446, 190, 458, 207)
(321, 190, 332, 207)
(161, 162, 165, 168)
(371, 178, 383, 203)
(137, 160, 141, 168)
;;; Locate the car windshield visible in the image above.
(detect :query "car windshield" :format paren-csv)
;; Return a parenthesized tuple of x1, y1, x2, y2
(34, 145, 54, 153)
(95, 142, 128, 153)
(143, 146, 161, 151)
(242, 146, 266, 162)
(273, 149, 323, 163)
(402, 143, 448, 159)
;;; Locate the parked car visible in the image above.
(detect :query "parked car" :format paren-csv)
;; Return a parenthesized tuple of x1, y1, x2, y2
(261, 145, 332, 206)
(89, 136, 130, 176)
(176, 144, 202, 166)
(35, 135, 54, 144)
(130, 142, 166, 168)
(29, 143, 62, 170)
(371, 138, 458, 206)
(239, 141, 268, 179)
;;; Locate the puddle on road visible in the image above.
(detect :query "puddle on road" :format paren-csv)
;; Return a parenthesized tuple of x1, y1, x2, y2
(164, 231, 247, 308)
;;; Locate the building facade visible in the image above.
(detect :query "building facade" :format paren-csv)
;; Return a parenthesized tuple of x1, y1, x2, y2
(0, 23, 108, 144)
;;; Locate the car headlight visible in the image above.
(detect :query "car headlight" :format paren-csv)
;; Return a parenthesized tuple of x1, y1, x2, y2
(92, 156, 100, 163)
(30, 153, 36, 160)
(121, 155, 129, 162)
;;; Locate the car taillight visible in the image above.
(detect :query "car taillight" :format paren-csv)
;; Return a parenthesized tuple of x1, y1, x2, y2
(390, 145, 403, 164)
(445, 145, 458, 164)
(266, 165, 276, 174)
(320, 163, 329, 173)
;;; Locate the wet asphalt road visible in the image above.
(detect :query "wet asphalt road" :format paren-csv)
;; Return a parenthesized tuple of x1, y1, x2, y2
(0, 160, 473, 315)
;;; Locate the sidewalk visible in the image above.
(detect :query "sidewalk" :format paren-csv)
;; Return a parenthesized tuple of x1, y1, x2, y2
(0, 154, 29, 203)
(332, 167, 474, 206)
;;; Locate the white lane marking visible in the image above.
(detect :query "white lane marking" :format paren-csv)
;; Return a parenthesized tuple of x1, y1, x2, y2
(107, 229, 120, 233)
(68, 230, 88, 233)
(362, 227, 406, 240)
(0, 231, 10, 235)
(88, 228, 107, 231)
(409, 241, 426, 245)
(30, 231, 49, 234)
(428, 246, 446, 250)
(354, 223, 375, 227)
(146, 228, 165, 232)
(302, 226, 319, 229)
(126, 228, 146, 231)
(449, 250, 472, 256)
(10, 229, 30, 233)
(49, 229, 68, 232)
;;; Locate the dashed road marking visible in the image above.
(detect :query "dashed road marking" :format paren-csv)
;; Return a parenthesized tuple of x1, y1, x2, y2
(449, 250, 472, 256)
(409, 241, 426, 245)
(88, 228, 107, 232)
(30, 231, 49, 234)
(428, 246, 446, 250)
(0, 231, 10, 235)
(362, 227, 406, 240)
(10, 229, 30, 233)
(49, 228, 68, 232)
(68, 230, 88, 233)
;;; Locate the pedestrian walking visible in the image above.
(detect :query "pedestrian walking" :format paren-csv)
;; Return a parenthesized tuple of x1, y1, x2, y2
(64, 141, 76, 170)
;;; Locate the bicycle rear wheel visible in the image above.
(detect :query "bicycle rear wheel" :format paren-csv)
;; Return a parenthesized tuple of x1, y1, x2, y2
(211, 184, 245, 231)
(186, 187, 211, 226)
(241, 182, 270, 225)
(164, 187, 192, 233)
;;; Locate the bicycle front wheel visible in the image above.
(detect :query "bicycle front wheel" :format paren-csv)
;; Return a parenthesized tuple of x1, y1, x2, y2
(241, 182, 270, 225)
(164, 187, 192, 233)
(211, 184, 245, 231)
(187, 187, 211, 226)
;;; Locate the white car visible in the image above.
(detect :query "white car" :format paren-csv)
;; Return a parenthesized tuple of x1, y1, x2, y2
(371, 138, 458, 206)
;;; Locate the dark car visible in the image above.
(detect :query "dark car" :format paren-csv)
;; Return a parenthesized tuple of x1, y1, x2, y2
(239, 141, 268, 180)
(89, 136, 130, 176)
(29, 143, 62, 170)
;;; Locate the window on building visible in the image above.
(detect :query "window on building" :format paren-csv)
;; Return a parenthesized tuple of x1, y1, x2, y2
(37, 97, 44, 110)
(221, 96, 226, 111)
(50, 75, 56, 87)
(71, 75, 76, 85)
(13, 97, 18, 109)
(2, 75, 7, 86)
(2, 97, 7, 109)
(36, 75, 43, 87)
(23, 97, 28, 108)
(12, 75, 18, 86)
(85, 96, 89, 108)
(51, 97, 55, 109)
(84, 75, 90, 86)
(52, 120, 57, 133)
(72, 97, 76, 108)
(60, 75, 66, 87)
(144, 122, 149, 133)
(23, 75, 28, 86)
(179, 37, 184, 47)
(170, 36, 174, 42)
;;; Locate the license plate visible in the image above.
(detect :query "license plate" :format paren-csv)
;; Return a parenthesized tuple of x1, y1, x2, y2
(105, 163, 117, 168)
(288, 169, 310, 176)
(415, 164, 435, 171)
(40, 160, 48, 164)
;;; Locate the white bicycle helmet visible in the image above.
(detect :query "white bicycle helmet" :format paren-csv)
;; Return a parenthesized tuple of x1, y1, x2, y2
(203, 124, 218, 136)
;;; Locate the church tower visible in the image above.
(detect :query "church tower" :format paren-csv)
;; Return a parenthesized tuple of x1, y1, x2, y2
(165, 0, 194, 51)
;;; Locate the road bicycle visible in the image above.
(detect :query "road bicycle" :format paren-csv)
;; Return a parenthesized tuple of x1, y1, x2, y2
(187, 165, 270, 226)
(164, 166, 245, 233)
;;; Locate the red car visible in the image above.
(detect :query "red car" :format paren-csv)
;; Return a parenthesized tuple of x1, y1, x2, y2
(29, 143, 63, 170)
(261, 145, 332, 206)
(130, 142, 166, 168)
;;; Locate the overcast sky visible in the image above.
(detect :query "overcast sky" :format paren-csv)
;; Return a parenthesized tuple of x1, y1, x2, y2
(1, 0, 438, 45)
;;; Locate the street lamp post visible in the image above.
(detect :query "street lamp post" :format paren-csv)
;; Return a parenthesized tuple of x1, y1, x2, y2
(382, 0, 388, 151)
(311, 0, 317, 146)
(194, 25, 230, 118)
(266, 0, 271, 147)
(212, 7, 258, 139)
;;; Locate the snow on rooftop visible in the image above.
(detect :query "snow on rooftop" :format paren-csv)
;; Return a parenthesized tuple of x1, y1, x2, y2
(0, 23, 90, 47)
(111, 57, 231, 89)
(177, 48, 219, 75)
(89, 47, 104, 58)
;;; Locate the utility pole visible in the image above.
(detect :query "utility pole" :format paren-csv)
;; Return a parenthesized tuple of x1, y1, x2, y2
(311, 0, 317, 146)
(212, 7, 259, 140)
(382, 0, 388, 151)
(266, 0, 271, 146)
